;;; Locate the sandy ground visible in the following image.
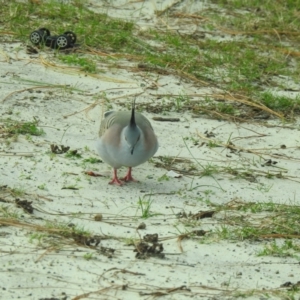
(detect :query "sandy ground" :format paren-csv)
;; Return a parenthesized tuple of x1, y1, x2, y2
(1, 1, 300, 300)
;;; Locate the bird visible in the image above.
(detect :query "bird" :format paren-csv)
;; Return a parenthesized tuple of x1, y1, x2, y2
(96, 100, 158, 186)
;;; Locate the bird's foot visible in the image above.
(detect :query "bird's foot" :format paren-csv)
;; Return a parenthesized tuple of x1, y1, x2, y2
(109, 169, 123, 186)
(108, 177, 123, 186)
(121, 167, 139, 182)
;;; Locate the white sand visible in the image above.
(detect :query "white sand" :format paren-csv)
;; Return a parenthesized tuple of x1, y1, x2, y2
(0, 1, 300, 299)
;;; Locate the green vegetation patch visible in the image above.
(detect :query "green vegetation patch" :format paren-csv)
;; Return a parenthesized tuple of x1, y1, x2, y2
(184, 200, 300, 257)
(1, 0, 299, 120)
(0, 118, 45, 137)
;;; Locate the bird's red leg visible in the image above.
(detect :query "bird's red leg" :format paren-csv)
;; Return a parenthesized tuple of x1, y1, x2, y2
(121, 167, 138, 182)
(109, 169, 123, 186)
